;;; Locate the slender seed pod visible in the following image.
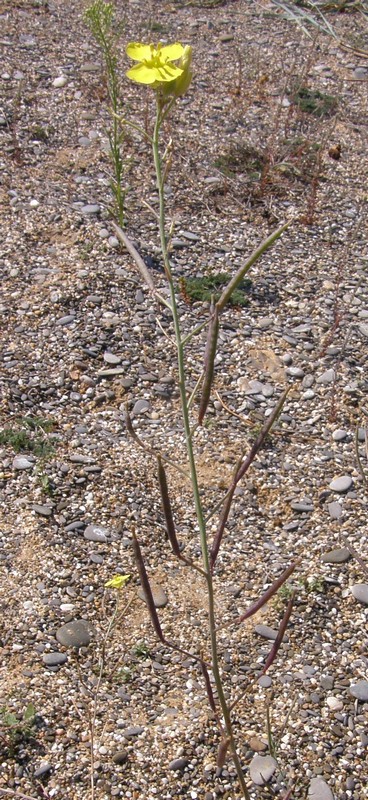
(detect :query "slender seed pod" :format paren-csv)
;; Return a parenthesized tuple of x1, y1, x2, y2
(198, 304, 219, 425)
(262, 593, 295, 674)
(132, 530, 165, 644)
(200, 660, 217, 715)
(210, 388, 289, 571)
(217, 737, 230, 769)
(237, 561, 299, 625)
(157, 456, 181, 554)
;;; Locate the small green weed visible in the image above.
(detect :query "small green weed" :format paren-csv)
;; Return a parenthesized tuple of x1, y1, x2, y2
(180, 273, 251, 307)
(0, 416, 56, 458)
(0, 703, 36, 756)
(291, 86, 338, 117)
(214, 144, 264, 180)
(133, 640, 150, 659)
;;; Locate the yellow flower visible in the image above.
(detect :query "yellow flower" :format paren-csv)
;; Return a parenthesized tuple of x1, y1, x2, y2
(105, 574, 130, 589)
(161, 44, 193, 99)
(126, 42, 185, 85)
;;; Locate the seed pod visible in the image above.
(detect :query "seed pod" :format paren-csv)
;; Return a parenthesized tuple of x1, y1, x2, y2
(217, 737, 230, 769)
(157, 457, 180, 555)
(200, 660, 217, 715)
(198, 304, 219, 425)
(237, 561, 299, 625)
(262, 593, 295, 674)
(132, 530, 165, 644)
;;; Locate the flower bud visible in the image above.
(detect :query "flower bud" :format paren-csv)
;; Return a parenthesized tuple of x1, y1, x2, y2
(161, 45, 192, 99)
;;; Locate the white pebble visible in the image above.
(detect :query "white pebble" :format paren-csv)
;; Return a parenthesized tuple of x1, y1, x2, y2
(53, 75, 67, 88)
(29, 198, 39, 208)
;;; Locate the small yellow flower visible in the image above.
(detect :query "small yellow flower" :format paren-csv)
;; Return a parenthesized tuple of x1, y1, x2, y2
(126, 42, 185, 85)
(161, 44, 193, 99)
(105, 574, 130, 589)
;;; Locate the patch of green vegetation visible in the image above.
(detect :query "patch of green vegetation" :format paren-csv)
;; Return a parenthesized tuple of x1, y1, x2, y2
(214, 144, 264, 179)
(147, 21, 167, 34)
(181, 272, 251, 307)
(0, 703, 36, 756)
(31, 125, 49, 142)
(291, 86, 338, 117)
(133, 640, 150, 659)
(0, 416, 56, 458)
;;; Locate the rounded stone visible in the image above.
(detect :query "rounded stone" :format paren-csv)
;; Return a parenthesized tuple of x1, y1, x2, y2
(349, 680, 368, 702)
(84, 524, 109, 543)
(351, 584, 368, 605)
(56, 620, 92, 648)
(112, 750, 128, 765)
(42, 652, 68, 667)
(321, 548, 351, 564)
(169, 757, 189, 771)
(53, 76, 67, 88)
(249, 754, 277, 785)
(329, 475, 353, 493)
(308, 777, 334, 799)
(13, 455, 34, 470)
(138, 582, 168, 609)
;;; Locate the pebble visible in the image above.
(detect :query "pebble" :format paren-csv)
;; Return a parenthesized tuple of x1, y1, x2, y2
(332, 429, 348, 441)
(286, 366, 304, 378)
(53, 76, 67, 88)
(138, 582, 168, 608)
(328, 501, 342, 520)
(326, 696, 343, 712)
(249, 736, 268, 752)
(254, 624, 278, 640)
(112, 750, 128, 765)
(29, 199, 39, 208)
(258, 675, 272, 688)
(349, 680, 368, 702)
(56, 620, 92, 648)
(329, 475, 353, 493)
(32, 504, 53, 517)
(84, 524, 109, 542)
(316, 369, 335, 385)
(132, 399, 151, 415)
(123, 726, 144, 738)
(308, 777, 334, 799)
(12, 455, 34, 470)
(249, 754, 277, 785)
(34, 762, 52, 778)
(350, 584, 368, 605)
(169, 757, 189, 771)
(81, 204, 100, 215)
(321, 548, 350, 564)
(42, 652, 68, 667)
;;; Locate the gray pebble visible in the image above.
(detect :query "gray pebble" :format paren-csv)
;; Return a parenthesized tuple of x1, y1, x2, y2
(112, 750, 128, 765)
(332, 429, 348, 441)
(13, 455, 34, 470)
(329, 475, 353, 493)
(258, 675, 272, 688)
(32, 504, 53, 517)
(351, 584, 368, 605)
(286, 367, 304, 378)
(308, 777, 334, 799)
(81, 204, 100, 215)
(254, 624, 278, 640)
(321, 548, 351, 564)
(290, 500, 314, 512)
(349, 680, 368, 702)
(56, 620, 92, 648)
(138, 582, 168, 608)
(317, 369, 335, 385)
(103, 352, 121, 365)
(132, 399, 150, 415)
(56, 314, 75, 326)
(169, 757, 189, 771)
(84, 524, 109, 542)
(249, 754, 277, 785)
(42, 652, 68, 667)
(108, 236, 120, 248)
(123, 726, 144, 738)
(34, 762, 52, 778)
(328, 502, 342, 520)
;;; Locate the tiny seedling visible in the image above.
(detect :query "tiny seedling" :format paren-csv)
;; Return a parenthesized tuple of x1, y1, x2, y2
(180, 273, 251, 307)
(290, 85, 338, 117)
(0, 703, 36, 756)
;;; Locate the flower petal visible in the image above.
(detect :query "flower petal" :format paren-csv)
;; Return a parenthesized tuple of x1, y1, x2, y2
(155, 64, 183, 82)
(160, 43, 185, 61)
(126, 63, 158, 84)
(126, 42, 152, 61)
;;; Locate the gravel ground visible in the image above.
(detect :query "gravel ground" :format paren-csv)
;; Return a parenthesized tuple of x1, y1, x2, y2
(0, 1, 367, 799)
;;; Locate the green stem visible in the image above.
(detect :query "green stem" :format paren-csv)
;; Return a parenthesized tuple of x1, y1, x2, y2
(152, 98, 249, 800)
